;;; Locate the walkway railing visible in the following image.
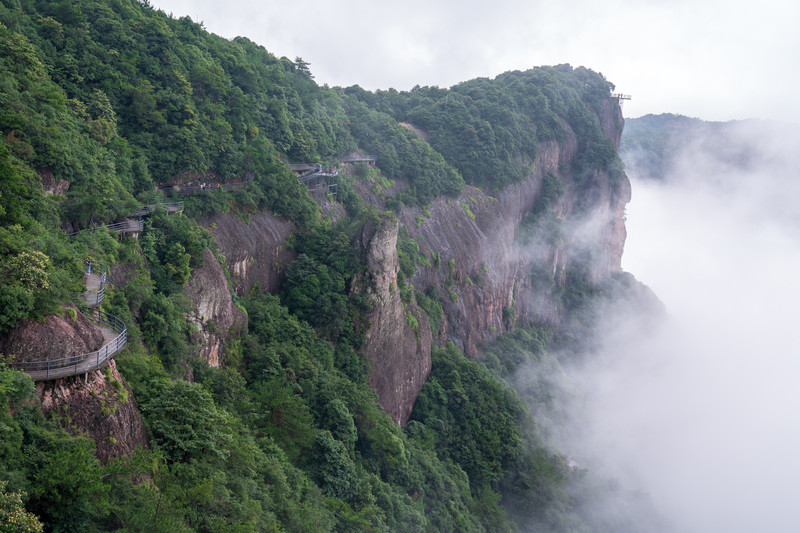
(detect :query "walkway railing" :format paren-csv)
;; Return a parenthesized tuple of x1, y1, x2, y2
(10, 309, 127, 381)
(68, 201, 184, 237)
(337, 155, 377, 164)
(68, 219, 144, 237)
(157, 178, 254, 196)
(95, 269, 107, 306)
(129, 201, 184, 217)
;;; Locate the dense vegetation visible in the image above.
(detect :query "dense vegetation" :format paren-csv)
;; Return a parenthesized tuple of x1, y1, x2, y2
(0, 0, 652, 531)
(347, 66, 622, 190)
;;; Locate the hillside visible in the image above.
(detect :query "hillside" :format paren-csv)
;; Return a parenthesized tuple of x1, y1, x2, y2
(620, 113, 799, 181)
(0, 1, 663, 531)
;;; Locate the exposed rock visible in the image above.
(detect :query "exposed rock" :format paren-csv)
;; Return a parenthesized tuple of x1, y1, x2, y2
(184, 248, 247, 367)
(352, 215, 432, 426)
(397, 107, 631, 357)
(201, 211, 296, 296)
(38, 167, 69, 196)
(36, 360, 149, 463)
(0, 307, 105, 364)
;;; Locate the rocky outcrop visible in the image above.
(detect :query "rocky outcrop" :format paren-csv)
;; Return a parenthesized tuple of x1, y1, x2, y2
(0, 307, 104, 364)
(184, 248, 247, 367)
(36, 360, 149, 464)
(38, 167, 69, 196)
(397, 106, 630, 358)
(352, 215, 432, 426)
(201, 211, 296, 296)
(0, 309, 148, 463)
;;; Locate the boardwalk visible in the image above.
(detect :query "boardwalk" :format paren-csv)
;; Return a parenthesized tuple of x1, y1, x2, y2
(10, 310, 127, 381)
(68, 218, 143, 237)
(82, 270, 106, 307)
(129, 201, 184, 217)
(68, 202, 183, 237)
(157, 180, 252, 196)
(337, 154, 376, 165)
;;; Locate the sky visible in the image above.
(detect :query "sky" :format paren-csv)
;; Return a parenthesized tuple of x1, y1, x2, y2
(151, 0, 800, 123)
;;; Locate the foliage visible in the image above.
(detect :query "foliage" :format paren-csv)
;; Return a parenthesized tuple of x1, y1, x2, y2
(349, 65, 620, 191)
(0, 480, 43, 533)
(0, 1, 639, 531)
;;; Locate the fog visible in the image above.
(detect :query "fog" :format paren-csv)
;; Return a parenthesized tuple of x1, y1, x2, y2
(576, 120, 800, 532)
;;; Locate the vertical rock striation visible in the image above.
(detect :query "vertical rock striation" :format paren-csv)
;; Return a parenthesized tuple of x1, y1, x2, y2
(36, 360, 149, 464)
(202, 211, 297, 296)
(398, 104, 630, 358)
(352, 215, 432, 426)
(184, 248, 247, 367)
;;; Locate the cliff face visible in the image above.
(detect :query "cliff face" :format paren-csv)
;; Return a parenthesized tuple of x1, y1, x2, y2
(184, 248, 248, 367)
(0, 307, 105, 364)
(36, 360, 149, 464)
(396, 104, 629, 358)
(0, 311, 149, 463)
(193, 101, 629, 424)
(202, 211, 297, 296)
(351, 216, 433, 426)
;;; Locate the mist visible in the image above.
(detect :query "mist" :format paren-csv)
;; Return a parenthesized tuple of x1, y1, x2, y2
(575, 119, 800, 532)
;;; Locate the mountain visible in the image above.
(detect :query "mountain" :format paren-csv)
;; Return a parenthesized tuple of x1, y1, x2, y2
(620, 113, 799, 181)
(0, 1, 663, 531)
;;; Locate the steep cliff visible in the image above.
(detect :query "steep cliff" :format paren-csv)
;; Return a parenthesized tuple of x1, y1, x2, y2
(0, 307, 105, 364)
(394, 103, 629, 358)
(202, 211, 297, 296)
(184, 248, 248, 367)
(351, 215, 433, 425)
(0, 309, 149, 463)
(36, 360, 149, 463)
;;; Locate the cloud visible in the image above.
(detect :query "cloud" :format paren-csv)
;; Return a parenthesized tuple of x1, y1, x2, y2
(583, 120, 800, 532)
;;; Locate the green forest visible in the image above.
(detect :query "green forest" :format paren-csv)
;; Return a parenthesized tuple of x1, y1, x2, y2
(0, 0, 660, 531)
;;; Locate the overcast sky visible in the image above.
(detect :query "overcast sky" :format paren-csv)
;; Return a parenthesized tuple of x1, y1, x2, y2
(152, 0, 800, 123)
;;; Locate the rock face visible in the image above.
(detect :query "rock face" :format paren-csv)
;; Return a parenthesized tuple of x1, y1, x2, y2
(202, 211, 296, 296)
(0, 309, 148, 463)
(38, 167, 69, 196)
(36, 360, 149, 464)
(0, 307, 105, 364)
(396, 105, 630, 358)
(352, 215, 433, 426)
(184, 248, 247, 367)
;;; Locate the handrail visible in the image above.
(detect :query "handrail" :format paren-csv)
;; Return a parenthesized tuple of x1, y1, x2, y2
(9, 309, 127, 381)
(337, 155, 377, 163)
(68, 219, 143, 237)
(82, 265, 107, 307)
(156, 175, 254, 196)
(67, 202, 183, 237)
(95, 269, 107, 306)
(299, 170, 339, 183)
(129, 201, 184, 217)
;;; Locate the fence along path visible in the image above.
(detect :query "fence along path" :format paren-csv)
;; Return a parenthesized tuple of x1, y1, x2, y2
(82, 267, 107, 307)
(10, 309, 127, 381)
(67, 202, 184, 237)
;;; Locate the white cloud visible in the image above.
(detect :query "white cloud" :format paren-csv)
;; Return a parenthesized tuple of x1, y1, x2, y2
(590, 122, 800, 532)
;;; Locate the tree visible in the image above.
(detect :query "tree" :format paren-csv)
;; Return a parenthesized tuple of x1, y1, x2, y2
(0, 481, 43, 533)
(143, 380, 234, 463)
